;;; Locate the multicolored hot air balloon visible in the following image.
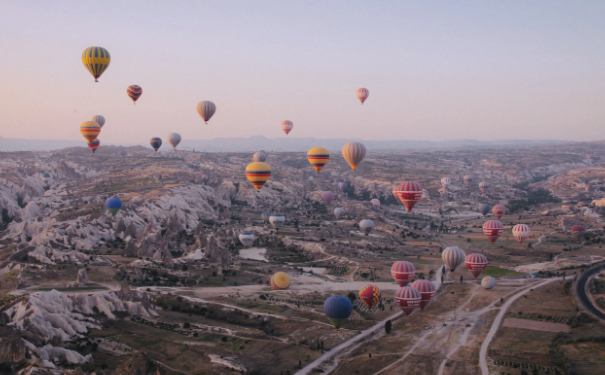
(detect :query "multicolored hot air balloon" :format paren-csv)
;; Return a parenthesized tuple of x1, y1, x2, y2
(479, 203, 491, 217)
(92, 115, 105, 128)
(394, 286, 422, 316)
(261, 212, 272, 223)
(359, 219, 375, 236)
(168, 133, 181, 150)
(41, 173, 51, 183)
(442, 246, 465, 272)
(571, 225, 585, 241)
(271, 272, 290, 290)
(512, 224, 531, 244)
(393, 181, 423, 212)
(239, 231, 255, 247)
(356, 88, 369, 104)
(483, 220, 504, 243)
(253, 150, 268, 162)
(463, 175, 473, 186)
(281, 120, 293, 135)
(410, 279, 436, 311)
(269, 213, 285, 228)
(492, 205, 506, 220)
(82, 47, 110, 82)
(80, 121, 101, 142)
(391, 261, 416, 287)
(338, 181, 347, 193)
(342, 142, 366, 171)
(245, 162, 271, 192)
(441, 177, 451, 189)
(322, 191, 335, 205)
(334, 207, 346, 219)
(150, 137, 162, 152)
(197, 101, 216, 124)
(481, 276, 496, 289)
(127, 85, 142, 104)
(370, 199, 380, 209)
(479, 181, 489, 195)
(465, 253, 489, 278)
(307, 147, 329, 173)
(105, 197, 122, 216)
(324, 296, 353, 329)
(359, 284, 381, 309)
(87, 139, 100, 153)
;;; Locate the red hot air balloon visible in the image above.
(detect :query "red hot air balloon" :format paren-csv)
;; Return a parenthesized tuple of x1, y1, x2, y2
(465, 253, 489, 278)
(393, 181, 423, 212)
(483, 220, 504, 244)
(410, 280, 436, 311)
(281, 120, 293, 135)
(356, 88, 369, 104)
(391, 261, 416, 287)
(322, 191, 335, 205)
(492, 205, 506, 220)
(571, 225, 586, 241)
(359, 284, 381, 309)
(512, 224, 531, 244)
(394, 286, 422, 316)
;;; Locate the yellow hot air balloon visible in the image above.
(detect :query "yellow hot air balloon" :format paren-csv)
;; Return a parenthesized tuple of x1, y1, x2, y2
(80, 121, 101, 142)
(271, 272, 290, 290)
(245, 162, 271, 192)
(307, 147, 329, 173)
(82, 47, 111, 82)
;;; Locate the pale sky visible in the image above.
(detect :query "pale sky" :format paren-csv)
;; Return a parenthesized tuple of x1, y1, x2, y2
(1, 1, 604, 144)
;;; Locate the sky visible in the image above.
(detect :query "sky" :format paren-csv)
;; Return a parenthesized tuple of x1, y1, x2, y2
(0, 1, 604, 144)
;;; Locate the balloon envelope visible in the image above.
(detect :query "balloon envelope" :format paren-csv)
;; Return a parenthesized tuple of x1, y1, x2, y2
(359, 284, 381, 309)
(442, 246, 465, 271)
(391, 261, 416, 287)
(334, 207, 346, 219)
(370, 198, 380, 208)
(197, 101, 216, 123)
(512, 224, 531, 243)
(245, 162, 271, 192)
(281, 120, 293, 135)
(483, 220, 504, 243)
(271, 272, 290, 290)
(168, 133, 181, 150)
(356, 88, 369, 104)
(261, 212, 272, 222)
(307, 147, 329, 173)
(269, 213, 285, 228)
(323, 296, 353, 329)
(322, 191, 335, 205)
(150, 137, 162, 152)
(253, 150, 268, 162)
(492, 205, 506, 219)
(239, 231, 255, 247)
(105, 197, 122, 216)
(410, 279, 436, 310)
(463, 175, 473, 186)
(92, 115, 105, 128)
(341, 142, 366, 171)
(127, 85, 142, 103)
(394, 286, 422, 316)
(82, 47, 110, 82)
(87, 139, 100, 153)
(479, 204, 491, 217)
(359, 219, 374, 236)
(393, 181, 423, 212)
(465, 253, 489, 278)
(441, 177, 451, 188)
(481, 276, 496, 289)
(80, 121, 100, 142)
(338, 181, 347, 193)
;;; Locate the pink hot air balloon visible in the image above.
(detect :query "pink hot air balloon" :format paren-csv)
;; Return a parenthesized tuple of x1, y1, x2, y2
(492, 205, 506, 220)
(356, 88, 369, 104)
(392, 181, 423, 212)
(322, 191, 335, 205)
(394, 286, 422, 316)
(483, 220, 504, 244)
(410, 279, 436, 311)
(281, 120, 293, 135)
(370, 199, 380, 209)
(465, 253, 489, 278)
(391, 261, 416, 287)
(512, 224, 531, 244)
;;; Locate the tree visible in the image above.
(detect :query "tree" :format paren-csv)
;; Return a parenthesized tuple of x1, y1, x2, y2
(347, 292, 356, 303)
(460, 275, 463, 283)
(385, 320, 392, 334)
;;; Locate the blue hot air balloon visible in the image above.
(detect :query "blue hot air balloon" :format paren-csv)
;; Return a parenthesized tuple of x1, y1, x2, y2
(323, 296, 353, 329)
(150, 137, 162, 152)
(479, 203, 491, 217)
(338, 181, 347, 193)
(105, 197, 122, 216)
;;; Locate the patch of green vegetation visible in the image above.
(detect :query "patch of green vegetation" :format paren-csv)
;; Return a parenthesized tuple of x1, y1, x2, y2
(481, 266, 520, 277)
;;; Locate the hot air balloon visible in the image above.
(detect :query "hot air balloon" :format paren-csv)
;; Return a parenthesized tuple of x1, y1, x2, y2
(323, 296, 353, 329)
(261, 212, 272, 223)
(92, 115, 105, 128)
(80, 121, 101, 142)
(322, 191, 335, 205)
(105, 197, 122, 216)
(393, 181, 423, 212)
(82, 47, 110, 82)
(359, 219, 375, 236)
(410, 280, 436, 311)
(479, 181, 489, 195)
(281, 120, 293, 135)
(239, 231, 255, 247)
(356, 88, 369, 104)
(483, 220, 504, 244)
(245, 162, 271, 192)
(571, 225, 585, 240)
(197, 101, 216, 124)
(442, 246, 465, 272)
(307, 147, 329, 173)
(465, 253, 489, 278)
(127, 85, 142, 104)
(150, 137, 162, 152)
(391, 261, 416, 287)
(41, 173, 51, 183)
(359, 284, 381, 309)
(463, 175, 473, 186)
(479, 203, 491, 217)
(481, 276, 496, 289)
(271, 272, 290, 290)
(512, 224, 531, 244)
(441, 177, 451, 189)
(87, 139, 100, 153)
(334, 207, 346, 219)
(269, 213, 285, 228)
(338, 181, 347, 193)
(168, 133, 181, 150)
(342, 142, 366, 171)
(371, 199, 380, 209)
(492, 205, 506, 220)
(394, 286, 422, 316)
(253, 150, 268, 162)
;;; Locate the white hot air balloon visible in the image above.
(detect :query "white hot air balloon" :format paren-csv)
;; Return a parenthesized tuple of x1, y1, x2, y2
(334, 207, 346, 219)
(269, 213, 285, 229)
(512, 224, 531, 244)
(239, 231, 255, 247)
(168, 133, 181, 150)
(253, 150, 268, 162)
(92, 115, 105, 128)
(481, 276, 496, 289)
(359, 219, 375, 236)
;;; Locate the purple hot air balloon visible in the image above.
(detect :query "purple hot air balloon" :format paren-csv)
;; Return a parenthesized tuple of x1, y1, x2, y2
(322, 191, 335, 205)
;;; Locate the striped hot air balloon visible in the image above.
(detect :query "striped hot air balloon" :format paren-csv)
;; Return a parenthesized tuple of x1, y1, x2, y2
(92, 115, 105, 128)
(197, 101, 216, 123)
(359, 219, 374, 236)
(463, 175, 473, 186)
(410, 279, 436, 311)
(324, 296, 353, 329)
(150, 137, 162, 152)
(245, 162, 271, 192)
(281, 120, 293, 135)
(87, 139, 100, 153)
(269, 213, 285, 228)
(261, 212, 272, 222)
(82, 47, 110, 82)
(479, 181, 489, 195)
(338, 181, 347, 193)
(441, 177, 451, 189)
(391, 261, 416, 287)
(322, 191, 335, 205)
(483, 220, 504, 243)
(80, 121, 101, 142)
(393, 181, 423, 212)
(356, 88, 369, 104)
(105, 197, 122, 216)
(334, 207, 346, 219)
(270, 272, 290, 290)
(342, 142, 366, 171)
(307, 147, 329, 173)
(359, 284, 381, 309)
(127, 85, 142, 104)
(442, 246, 465, 272)
(571, 225, 585, 241)
(492, 205, 506, 220)
(512, 224, 531, 243)
(465, 253, 489, 278)
(239, 231, 255, 247)
(253, 150, 268, 162)
(168, 133, 181, 150)
(394, 286, 422, 316)
(370, 198, 380, 209)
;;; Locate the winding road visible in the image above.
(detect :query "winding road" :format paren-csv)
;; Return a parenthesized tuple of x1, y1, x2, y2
(574, 262, 605, 321)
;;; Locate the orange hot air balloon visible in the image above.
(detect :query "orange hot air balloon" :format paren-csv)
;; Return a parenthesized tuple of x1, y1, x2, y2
(356, 88, 369, 104)
(80, 121, 101, 142)
(281, 120, 293, 135)
(359, 284, 381, 309)
(341, 142, 366, 170)
(307, 147, 329, 173)
(245, 162, 271, 192)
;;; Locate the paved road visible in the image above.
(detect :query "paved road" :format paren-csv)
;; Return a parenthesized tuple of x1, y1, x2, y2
(575, 262, 605, 321)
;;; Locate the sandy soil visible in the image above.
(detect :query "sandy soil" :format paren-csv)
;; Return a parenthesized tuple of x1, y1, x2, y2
(502, 318, 570, 332)
(238, 247, 268, 261)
